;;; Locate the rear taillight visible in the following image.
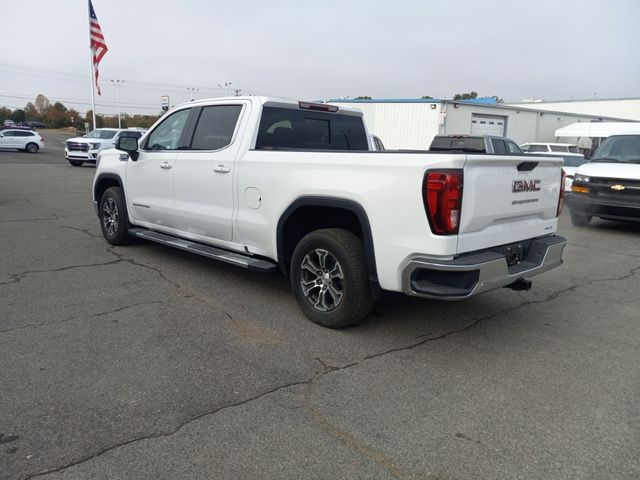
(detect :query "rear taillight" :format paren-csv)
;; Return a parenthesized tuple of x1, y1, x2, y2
(39, 136, 44, 142)
(423, 170, 463, 235)
(557, 169, 566, 216)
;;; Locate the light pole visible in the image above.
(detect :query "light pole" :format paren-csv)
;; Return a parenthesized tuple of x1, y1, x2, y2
(218, 82, 232, 96)
(187, 87, 199, 101)
(110, 79, 125, 128)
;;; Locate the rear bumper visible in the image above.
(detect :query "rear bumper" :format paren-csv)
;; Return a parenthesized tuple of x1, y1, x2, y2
(567, 193, 640, 222)
(401, 235, 566, 299)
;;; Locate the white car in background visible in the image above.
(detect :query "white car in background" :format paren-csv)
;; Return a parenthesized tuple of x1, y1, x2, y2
(521, 142, 581, 154)
(521, 143, 586, 191)
(0, 129, 45, 153)
(65, 128, 146, 167)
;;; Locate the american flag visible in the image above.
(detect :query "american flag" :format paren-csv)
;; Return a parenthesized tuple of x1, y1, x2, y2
(89, 0, 108, 95)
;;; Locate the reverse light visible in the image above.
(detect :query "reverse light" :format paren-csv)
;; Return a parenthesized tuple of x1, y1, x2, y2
(423, 170, 463, 235)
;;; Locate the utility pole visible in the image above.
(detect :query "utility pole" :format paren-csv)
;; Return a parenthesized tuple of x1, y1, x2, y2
(187, 87, 199, 101)
(218, 82, 232, 96)
(110, 79, 125, 129)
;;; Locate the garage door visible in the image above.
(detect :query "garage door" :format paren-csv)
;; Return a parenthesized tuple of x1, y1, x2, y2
(470, 114, 506, 136)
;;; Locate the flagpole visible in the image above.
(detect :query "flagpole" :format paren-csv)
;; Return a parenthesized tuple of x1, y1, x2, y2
(88, 1, 97, 131)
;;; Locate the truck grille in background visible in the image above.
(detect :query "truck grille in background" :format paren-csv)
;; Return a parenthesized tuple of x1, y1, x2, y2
(589, 177, 640, 204)
(67, 142, 89, 152)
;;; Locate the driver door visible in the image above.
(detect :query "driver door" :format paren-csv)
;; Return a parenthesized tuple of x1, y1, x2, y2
(125, 108, 193, 229)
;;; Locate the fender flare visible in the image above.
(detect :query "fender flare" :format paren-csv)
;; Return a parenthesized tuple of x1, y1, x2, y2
(276, 196, 378, 282)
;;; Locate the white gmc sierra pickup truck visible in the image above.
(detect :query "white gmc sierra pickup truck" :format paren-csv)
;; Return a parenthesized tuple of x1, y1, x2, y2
(92, 96, 567, 328)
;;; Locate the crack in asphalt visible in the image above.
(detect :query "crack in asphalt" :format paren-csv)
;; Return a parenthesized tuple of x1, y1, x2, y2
(19, 379, 311, 480)
(0, 216, 60, 224)
(0, 300, 164, 335)
(11, 258, 640, 479)
(0, 259, 125, 286)
(58, 225, 102, 238)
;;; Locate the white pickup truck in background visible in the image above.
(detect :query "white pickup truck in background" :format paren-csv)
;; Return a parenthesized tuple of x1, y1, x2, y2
(92, 96, 566, 328)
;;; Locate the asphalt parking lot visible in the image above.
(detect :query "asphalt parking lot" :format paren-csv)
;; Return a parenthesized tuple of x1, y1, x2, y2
(1, 132, 639, 480)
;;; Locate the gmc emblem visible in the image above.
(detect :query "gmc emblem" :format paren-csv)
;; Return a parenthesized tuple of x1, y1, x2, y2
(512, 179, 541, 193)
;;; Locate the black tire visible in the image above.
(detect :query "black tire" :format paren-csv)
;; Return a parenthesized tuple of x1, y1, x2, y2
(68, 160, 83, 167)
(25, 143, 39, 153)
(570, 211, 592, 227)
(99, 187, 133, 245)
(290, 228, 374, 328)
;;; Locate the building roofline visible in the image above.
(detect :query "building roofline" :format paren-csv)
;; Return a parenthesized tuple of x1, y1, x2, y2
(327, 98, 632, 122)
(512, 96, 640, 104)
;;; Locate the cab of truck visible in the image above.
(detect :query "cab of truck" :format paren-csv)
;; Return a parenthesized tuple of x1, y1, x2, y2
(429, 135, 523, 154)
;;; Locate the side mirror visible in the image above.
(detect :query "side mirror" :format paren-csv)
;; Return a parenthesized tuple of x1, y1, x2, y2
(116, 135, 140, 161)
(82, 135, 86, 138)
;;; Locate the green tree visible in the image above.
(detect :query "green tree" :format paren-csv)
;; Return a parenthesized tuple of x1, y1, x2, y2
(355, 96, 372, 99)
(421, 95, 434, 99)
(53, 102, 67, 112)
(24, 102, 38, 120)
(453, 91, 478, 101)
(11, 109, 26, 123)
(0, 107, 11, 123)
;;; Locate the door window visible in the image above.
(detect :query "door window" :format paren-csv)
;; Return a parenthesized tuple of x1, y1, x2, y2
(145, 109, 191, 151)
(190, 105, 242, 150)
(491, 138, 507, 154)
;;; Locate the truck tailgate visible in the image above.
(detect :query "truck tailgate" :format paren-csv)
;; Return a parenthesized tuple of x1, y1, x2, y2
(457, 155, 563, 254)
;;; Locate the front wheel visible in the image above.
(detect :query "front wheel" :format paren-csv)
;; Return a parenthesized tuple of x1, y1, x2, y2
(25, 143, 39, 153)
(99, 187, 133, 245)
(290, 228, 374, 328)
(570, 211, 592, 227)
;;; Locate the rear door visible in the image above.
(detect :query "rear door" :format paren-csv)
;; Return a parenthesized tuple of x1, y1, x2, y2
(0, 131, 19, 148)
(172, 101, 247, 241)
(457, 155, 562, 253)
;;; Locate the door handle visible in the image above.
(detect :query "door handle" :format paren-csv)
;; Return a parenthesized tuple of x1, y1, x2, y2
(213, 165, 231, 173)
(160, 161, 173, 170)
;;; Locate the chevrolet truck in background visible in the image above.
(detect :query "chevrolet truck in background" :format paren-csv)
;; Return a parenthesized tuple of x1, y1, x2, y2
(92, 96, 567, 328)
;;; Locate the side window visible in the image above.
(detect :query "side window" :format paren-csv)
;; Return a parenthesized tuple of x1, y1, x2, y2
(528, 144, 547, 153)
(491, 138, 506, 154)
(145, 109, 191, 151)
(550, 145, 567, 152)
(255, 107, 368, 151)
(506, 141, 522, 154)
(3, 131, 16, 137)
(190, 105, 242, 150)
(521, 145, 530, 152)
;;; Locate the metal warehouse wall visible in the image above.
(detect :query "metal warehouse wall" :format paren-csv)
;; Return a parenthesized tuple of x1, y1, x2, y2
(329, 101, 629, 149)
(509, 98, 640, 121)
(329, 102, 440, 150)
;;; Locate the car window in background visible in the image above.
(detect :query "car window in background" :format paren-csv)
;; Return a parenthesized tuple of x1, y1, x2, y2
(561, 156, 587, 167)
(506, 141, 523, 154)
(145, 109, 191, 151)
(430, 137, 486, 152)
(491, 138, 506, 154)
(550, 145, 568, 152)
(591, 135, 640, 163)
(568, 146, 580, 154)
(87, 130, 118, 139)
(527, 144, 548, 153)
(190, 105, 242, 150)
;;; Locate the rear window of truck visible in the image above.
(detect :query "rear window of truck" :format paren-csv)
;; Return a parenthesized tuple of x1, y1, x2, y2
(430, 136, 486, 152)
(255, 107, 368, 151)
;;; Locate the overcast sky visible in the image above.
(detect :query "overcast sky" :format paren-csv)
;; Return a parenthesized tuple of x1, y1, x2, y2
(1, 0, 639, 115)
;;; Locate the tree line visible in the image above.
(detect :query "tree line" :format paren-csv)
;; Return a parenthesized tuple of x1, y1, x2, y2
(0, 94, 161, 129)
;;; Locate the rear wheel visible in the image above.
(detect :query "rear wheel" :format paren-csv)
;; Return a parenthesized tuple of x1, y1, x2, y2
(68, 160, 83, 167)
(25, 143, 39, 153)
(99, 187, 133, 245)
(290, 228, 374, 328)
(570, 211, 592, 227)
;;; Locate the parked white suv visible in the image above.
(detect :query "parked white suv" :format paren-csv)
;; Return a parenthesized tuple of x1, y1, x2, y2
(0, 129, 45, 153)
(65, 128, 146, 166)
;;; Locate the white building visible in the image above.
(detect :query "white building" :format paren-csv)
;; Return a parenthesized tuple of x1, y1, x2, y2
(509, 97, 640, 122)
(327, 98, 631, 150)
